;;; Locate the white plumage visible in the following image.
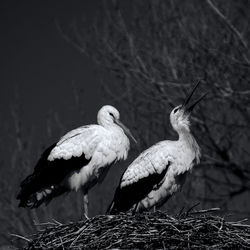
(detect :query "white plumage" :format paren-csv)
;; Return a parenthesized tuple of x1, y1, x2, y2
(108, 82, 206, 214)
(49, 123, 129, 191)
(17, 105, 135, 212)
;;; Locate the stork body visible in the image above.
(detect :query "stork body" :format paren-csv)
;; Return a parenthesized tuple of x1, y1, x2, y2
(17, 105, 135, 212)
(108, 83, 205, 214)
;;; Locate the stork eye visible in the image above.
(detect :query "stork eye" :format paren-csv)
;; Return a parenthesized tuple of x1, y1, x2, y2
(109, 113, 115, 119)
(173, 108, 178, 114)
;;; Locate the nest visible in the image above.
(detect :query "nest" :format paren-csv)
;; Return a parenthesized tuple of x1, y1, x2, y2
(21, 208, 250, 249)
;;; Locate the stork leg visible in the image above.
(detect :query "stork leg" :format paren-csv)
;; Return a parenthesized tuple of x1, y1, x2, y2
(132, 203, 139, 215)
(84, 193, 89, 218)
(81, 191, 89, 219)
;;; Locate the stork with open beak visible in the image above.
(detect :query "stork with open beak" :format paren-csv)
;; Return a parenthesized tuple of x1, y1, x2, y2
(107, 82, 207, 214)
(17, 105, 136, 217)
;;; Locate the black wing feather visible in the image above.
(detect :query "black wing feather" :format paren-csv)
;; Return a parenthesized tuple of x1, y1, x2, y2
(107, 162, 170, 214)
(17, 143, 91, 208)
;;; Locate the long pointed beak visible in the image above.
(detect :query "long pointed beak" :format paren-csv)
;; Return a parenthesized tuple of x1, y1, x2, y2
(115, 119, 137, 144)
(186, 92, 208, 113)
(182, 81, 207, 113)
(182, 81, 201, 108)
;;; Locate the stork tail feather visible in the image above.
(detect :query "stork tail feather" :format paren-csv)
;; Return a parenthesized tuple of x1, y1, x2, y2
(17, 184, 68, 208)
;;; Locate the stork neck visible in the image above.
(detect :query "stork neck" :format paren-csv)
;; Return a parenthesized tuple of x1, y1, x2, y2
(98, 118, 116, 128)
(100, 121, 123, 134)
(177, 128, 201, 163)
(178, 128, 193, 142)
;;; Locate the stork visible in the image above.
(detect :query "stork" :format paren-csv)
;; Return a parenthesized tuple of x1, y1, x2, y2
(107, 82, 206, 214)
(17, 105, 136, 217)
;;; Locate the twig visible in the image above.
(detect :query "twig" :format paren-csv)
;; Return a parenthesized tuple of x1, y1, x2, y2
(10, 233, 31, 242)
(189, 207, 220, 214)
(206, 0, 249, 52)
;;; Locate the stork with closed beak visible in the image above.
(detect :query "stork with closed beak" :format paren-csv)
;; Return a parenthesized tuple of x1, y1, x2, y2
(17, 105, 136, 217)
(107, 82, 206, 214)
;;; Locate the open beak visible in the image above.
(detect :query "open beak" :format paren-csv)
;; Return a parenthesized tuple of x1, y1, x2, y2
(182, 81, 207, 113)
(115, 119, 137, 144)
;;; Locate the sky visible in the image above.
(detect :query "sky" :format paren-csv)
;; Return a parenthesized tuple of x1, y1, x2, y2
(0, 0, 105, 139)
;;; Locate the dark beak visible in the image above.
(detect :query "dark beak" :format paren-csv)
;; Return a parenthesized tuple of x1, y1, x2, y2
(182, 81, 207, 113)
(115, 119, 137, 144)
(186, 92, 208, 113)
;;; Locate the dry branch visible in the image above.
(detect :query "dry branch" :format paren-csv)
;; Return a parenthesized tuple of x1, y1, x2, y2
(206, 0, 248, 52)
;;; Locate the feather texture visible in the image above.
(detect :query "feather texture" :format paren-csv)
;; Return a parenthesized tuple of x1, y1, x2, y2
(108, 126, 200, 214)
(17, 143, 90, 208)
(17, 105, 131, 208)
(108, 83, 204, 214)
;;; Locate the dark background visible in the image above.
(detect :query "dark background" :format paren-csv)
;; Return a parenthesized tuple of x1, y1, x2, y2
(0, 1, 107, 247)
(1, 0, 250, 248)
(0, 0, 102, 131)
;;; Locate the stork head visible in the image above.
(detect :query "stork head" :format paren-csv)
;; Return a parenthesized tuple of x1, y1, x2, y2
(97, 105, 137, 143)
(98, 105, 120, 126)
(170, 82, 207, 132)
